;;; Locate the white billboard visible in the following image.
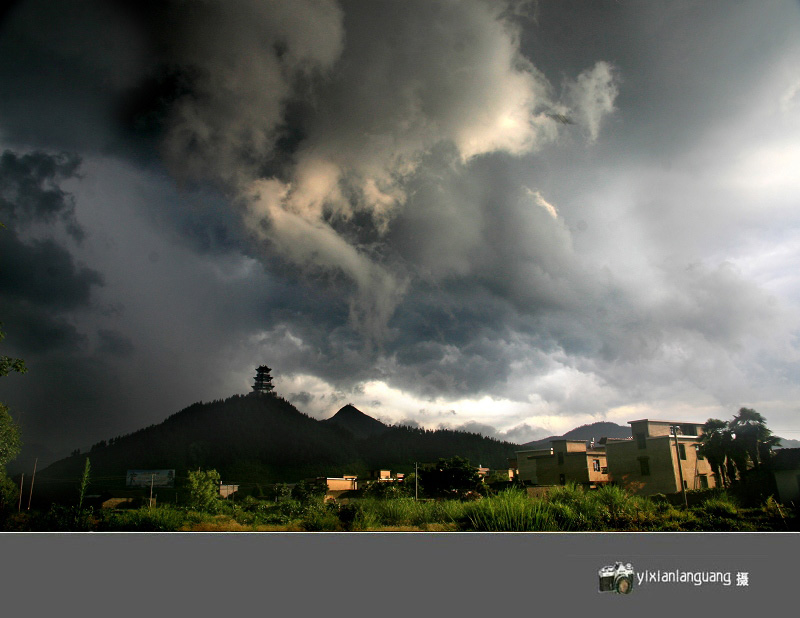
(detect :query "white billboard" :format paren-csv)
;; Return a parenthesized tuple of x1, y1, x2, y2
(126, 470, 175, 488)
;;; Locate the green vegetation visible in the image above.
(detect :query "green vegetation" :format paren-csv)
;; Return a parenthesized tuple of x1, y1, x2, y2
(3, 482, 795, 532)
(0, 322, 26, 513)
(187, 468, 222, 512)
(418, 456, 485, 499)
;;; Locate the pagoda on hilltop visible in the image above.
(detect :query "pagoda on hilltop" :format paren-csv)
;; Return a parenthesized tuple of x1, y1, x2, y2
(252, 365, 275, 396)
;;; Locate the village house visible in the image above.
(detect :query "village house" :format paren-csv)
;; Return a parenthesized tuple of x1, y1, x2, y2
(219, 483, 239, 499)
(605, 419, 717, 495)
(363, 469, 405, 482)
(319, 475, 359, 502)
(516, 439, 610, 489)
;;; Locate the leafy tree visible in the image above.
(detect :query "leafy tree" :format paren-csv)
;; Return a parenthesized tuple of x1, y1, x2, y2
(0, 322, 27, 380)
(418, 456, 484, 499)
(362, 479, 411, 499)
(291, 479, 326, 504)
(187, 468, 221, 512)
(270, 482, 293, 501)
(0, 322, 26, 511)
(0, 404, 21, 472)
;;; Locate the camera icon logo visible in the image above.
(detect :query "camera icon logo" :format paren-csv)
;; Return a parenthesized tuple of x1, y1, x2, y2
(598, 562, 635, 594)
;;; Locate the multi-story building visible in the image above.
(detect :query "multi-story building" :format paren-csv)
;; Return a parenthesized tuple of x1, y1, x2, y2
(605, 419, 717, 495)
(516, 439, 610, 488)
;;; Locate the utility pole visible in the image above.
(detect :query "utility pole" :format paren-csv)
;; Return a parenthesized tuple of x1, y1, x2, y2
(149, 474, 155, 509)
(17, 474, 24, 512)
(27, 458, 37, 510)
(672, 426, 688, 509)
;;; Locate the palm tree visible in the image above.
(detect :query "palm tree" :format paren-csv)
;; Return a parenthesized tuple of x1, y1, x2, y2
(730, 407, 774, 471)
(699, 418, 731, 487)
(757, 434, 781, 470)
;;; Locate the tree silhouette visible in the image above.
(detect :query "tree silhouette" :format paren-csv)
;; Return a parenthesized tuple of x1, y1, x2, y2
(418, 456, 484, 499)
(730, 407, 778, 471)
(699, 408, 780, 486)
(698, 418, 730, 487)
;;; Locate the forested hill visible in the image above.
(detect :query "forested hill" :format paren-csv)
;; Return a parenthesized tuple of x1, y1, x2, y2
(35, 395, 517, 496)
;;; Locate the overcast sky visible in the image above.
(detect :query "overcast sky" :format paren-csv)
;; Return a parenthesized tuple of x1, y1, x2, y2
(2, 0, 800, 467)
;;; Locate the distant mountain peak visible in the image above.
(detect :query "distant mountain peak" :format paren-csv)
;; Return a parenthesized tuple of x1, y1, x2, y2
(332, 404, 364, 416)
(518, 421, 631, 449)
(323, 404, 390, 439)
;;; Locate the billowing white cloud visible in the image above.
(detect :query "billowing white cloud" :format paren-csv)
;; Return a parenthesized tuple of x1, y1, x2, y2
(566, 61, 619, 141)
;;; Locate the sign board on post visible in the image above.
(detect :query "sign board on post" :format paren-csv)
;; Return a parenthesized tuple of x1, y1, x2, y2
(126, 470, 175, 488)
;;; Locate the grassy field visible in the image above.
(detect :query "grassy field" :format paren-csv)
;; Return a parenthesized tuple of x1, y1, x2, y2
(2, 484, 796, 532)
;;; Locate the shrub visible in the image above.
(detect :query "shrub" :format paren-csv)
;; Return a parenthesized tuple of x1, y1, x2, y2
(301, 504, 343, 531)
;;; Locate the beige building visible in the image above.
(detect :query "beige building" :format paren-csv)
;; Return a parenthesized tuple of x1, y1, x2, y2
(516, 439, 610, 488)
(364, 470, 405, 481)
(219, 483, 239, 498)
(605, 420, 717, 495)
(320, 475, 359, 502)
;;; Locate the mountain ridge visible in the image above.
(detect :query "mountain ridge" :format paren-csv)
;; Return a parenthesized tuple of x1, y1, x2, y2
(32, 395, 516, 502)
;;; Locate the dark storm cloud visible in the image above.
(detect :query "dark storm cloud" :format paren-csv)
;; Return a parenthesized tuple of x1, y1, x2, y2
(0, 147, 113, 456)
(0, 0, 150, 153)
(0, 234, 102, 309)
(97, 329, 135, 358)
(0, 302, 87, 355)
(0, 150, 83, 239)
(2, 0, 799, 461)
(0, 150, 102, 312)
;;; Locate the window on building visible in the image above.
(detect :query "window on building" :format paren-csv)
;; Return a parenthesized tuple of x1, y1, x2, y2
(699, 475, 708, 489)
(557, 452, 564, 465)
(636, 433, 646, 449)
(679, 443, 687, 460)
(593, 459, 601, 472)
(695, 445, 705, 460)
(638, 457, 650, 476)
(559, 474, 566, 485)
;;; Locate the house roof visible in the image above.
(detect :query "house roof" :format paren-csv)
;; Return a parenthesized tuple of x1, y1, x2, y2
(628, 419, 701, 425)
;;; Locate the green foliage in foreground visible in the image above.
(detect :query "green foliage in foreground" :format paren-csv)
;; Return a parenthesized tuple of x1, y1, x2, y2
(2, 484, 795, 532)
(187, 468, 221, 512)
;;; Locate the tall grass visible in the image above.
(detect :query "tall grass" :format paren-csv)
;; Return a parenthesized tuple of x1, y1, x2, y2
(347, 497, 468, 529)
(461, 489, 559, 531)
